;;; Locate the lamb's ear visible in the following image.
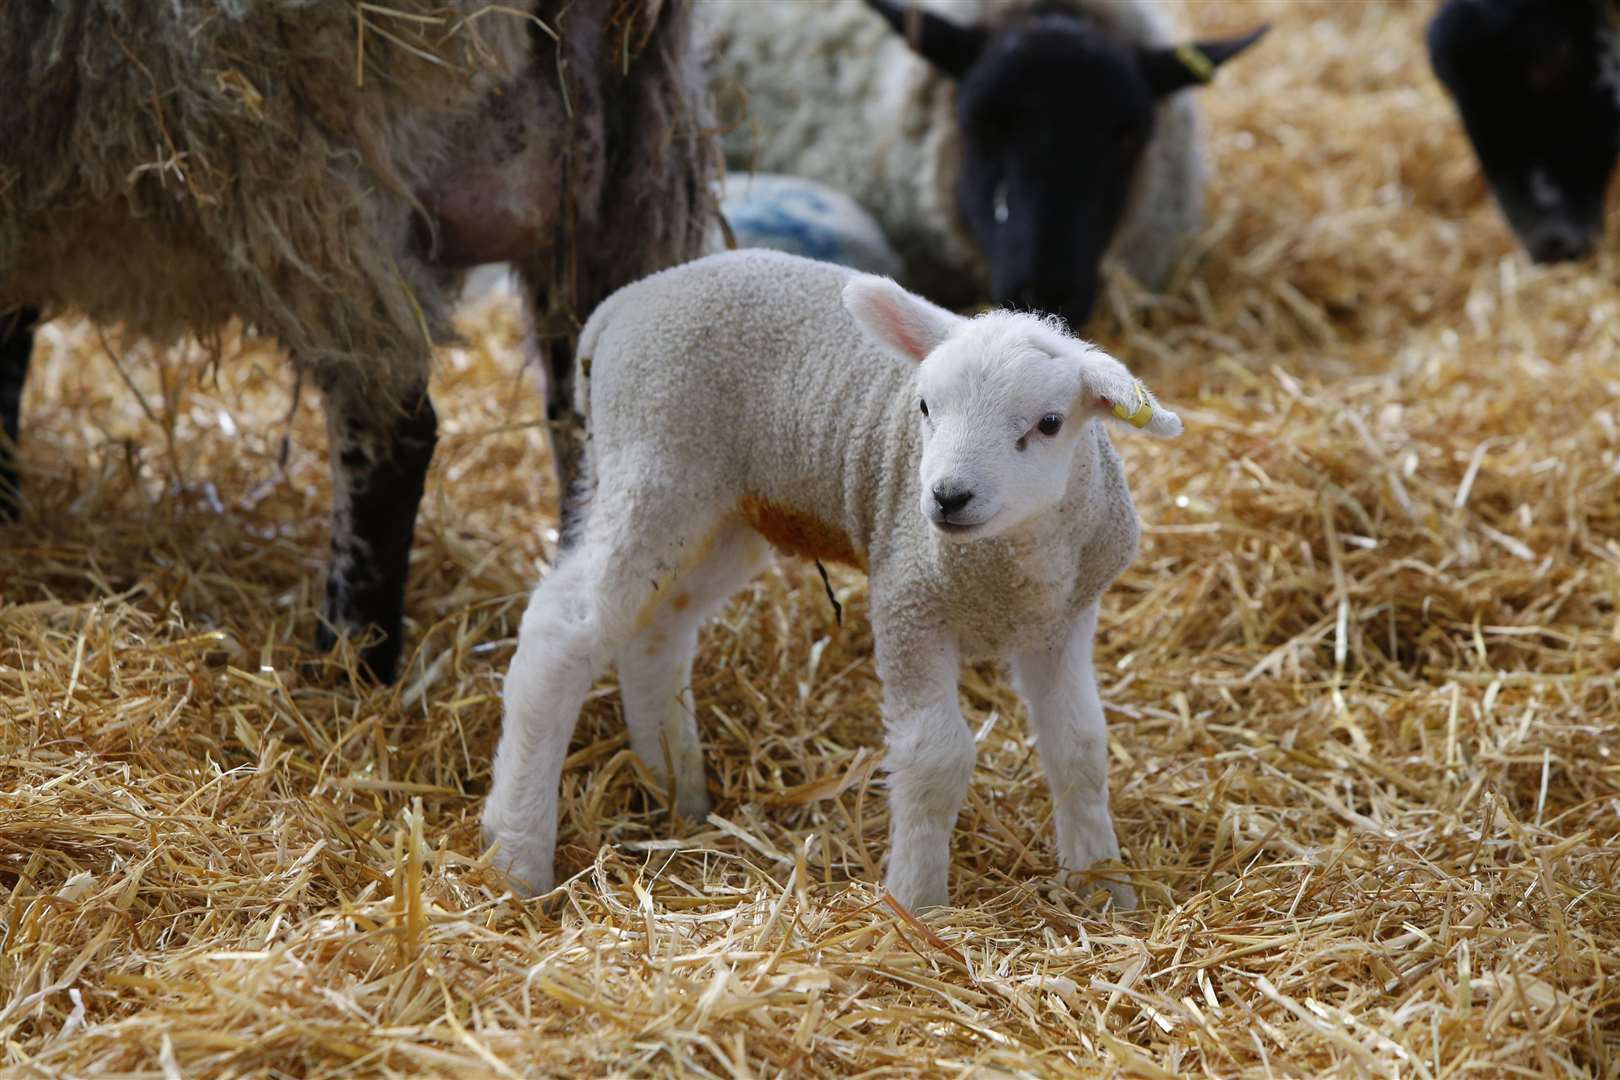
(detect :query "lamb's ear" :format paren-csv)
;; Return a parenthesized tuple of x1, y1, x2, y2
(863, 0, 987, 80)
(1072, 346, 1182, 437)
(843, 275, 962, 363)
(1139, 24, 1269, 97)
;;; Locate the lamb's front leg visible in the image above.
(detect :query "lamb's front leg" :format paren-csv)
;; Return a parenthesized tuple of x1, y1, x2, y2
(875, 625, 974, 910)
(1012, 601, 1135, 910)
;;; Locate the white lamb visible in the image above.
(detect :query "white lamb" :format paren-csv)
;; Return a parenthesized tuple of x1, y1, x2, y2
(482, 249, 1180, 910)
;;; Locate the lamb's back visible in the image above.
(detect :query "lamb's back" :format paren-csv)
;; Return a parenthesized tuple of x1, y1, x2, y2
(581, 251, 913, 540)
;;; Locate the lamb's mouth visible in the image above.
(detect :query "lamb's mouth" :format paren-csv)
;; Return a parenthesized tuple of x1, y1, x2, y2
(931, 516, 993, 537)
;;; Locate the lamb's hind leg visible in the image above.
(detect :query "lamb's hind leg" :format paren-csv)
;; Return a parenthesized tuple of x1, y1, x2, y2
(1, 307, 39, 519)
(483, 503, 700, 896)
(1011, 601, 1135, 910)
(617, 522, 770, 822)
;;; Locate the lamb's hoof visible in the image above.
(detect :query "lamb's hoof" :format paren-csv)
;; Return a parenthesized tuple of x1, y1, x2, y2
(1060, 867, 1137, 912)
(673, 786, 712, 825)
(1100, 878, 1138, 912)
(882, 880, 950, 914)
(482, 827, 555, 899)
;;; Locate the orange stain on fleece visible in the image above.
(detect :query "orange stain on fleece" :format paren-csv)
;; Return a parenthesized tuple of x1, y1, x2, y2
(631, 528, 722, 633)
(738, 493, 865, 570)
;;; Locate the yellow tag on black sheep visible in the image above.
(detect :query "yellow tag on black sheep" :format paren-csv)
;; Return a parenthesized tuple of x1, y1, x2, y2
(1175, 45, 1215, 84)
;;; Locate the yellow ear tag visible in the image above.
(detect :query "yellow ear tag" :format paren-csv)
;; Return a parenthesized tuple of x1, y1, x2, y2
(1175, 44, 1215, 84)
(1112, 380, 1154, 429)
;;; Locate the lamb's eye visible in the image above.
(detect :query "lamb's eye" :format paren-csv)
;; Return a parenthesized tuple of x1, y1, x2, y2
(1038, 414, 1063, 436)
(919, 399, 929, 417)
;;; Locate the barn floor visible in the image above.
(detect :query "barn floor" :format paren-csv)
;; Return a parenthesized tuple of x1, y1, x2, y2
(4, 2, 1619, 1075)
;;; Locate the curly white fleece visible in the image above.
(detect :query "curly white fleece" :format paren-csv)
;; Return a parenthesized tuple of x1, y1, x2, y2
(484, 249, 1181, 909)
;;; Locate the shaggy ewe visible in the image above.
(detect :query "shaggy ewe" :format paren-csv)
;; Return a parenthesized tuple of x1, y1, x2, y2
(0, 1, 719, 681)
(706, 0, 1266, 326)
(1429, 0, 1619, 263)
(482, 249, 1180, 910)
(722, 173, 904, 277)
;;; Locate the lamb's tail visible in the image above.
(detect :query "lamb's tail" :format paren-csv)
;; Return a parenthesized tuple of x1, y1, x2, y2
(572, 287, 633, 427)
(556, 290, 631, 553)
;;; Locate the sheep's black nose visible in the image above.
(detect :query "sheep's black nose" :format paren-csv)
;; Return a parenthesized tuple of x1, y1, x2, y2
(933, 485, 973, 516)
(1526, 226, 1593, 264)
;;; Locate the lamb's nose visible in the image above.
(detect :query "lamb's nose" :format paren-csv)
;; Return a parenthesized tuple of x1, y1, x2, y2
(933, 485, 973, 516)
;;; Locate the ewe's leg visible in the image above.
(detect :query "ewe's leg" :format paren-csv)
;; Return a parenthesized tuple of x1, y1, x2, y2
(1011, 602, 1135, 910)
(0, 307, 39, 519)
(617, 524, 770, 821)
(875, 622, 974, 910)
(539, 334, 586, 544)
(315, 379, 438, 683)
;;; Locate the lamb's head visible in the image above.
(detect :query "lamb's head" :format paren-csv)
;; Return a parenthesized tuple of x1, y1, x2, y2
(1428, 0, 1619, 264)
(862, 0, 1266, 326)
(844, 275, 1180, 542)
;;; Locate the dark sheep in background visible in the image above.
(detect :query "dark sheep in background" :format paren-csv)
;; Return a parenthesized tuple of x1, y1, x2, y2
(0, 0, 720, 681)
(1428, 0, 1620, 263)
(706, 0, 1266, 327)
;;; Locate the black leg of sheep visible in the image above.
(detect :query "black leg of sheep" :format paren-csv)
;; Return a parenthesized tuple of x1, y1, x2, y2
(0, 307, 38, 520)
(540, 335, 585, 545)
(314, 380, 439, 683)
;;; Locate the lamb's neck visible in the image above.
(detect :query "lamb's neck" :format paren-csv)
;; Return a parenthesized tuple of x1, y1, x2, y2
(829, 370, 924, 560)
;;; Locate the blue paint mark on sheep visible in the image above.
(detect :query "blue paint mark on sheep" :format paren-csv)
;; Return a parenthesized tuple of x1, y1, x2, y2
(728, 203, 847, 262)
(720, 173, 904, 277)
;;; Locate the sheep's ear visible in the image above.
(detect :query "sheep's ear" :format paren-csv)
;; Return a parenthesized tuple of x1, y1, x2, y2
(863, 0, 987, 79)
(1139, 25, 1268, 97)
(1072, 346, 1182, 437)
(843, 275, 962, 363)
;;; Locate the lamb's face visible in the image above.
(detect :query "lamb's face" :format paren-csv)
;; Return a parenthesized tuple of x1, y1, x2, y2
(841, 275, 1182, 544)
(914, 319, 1092, 540)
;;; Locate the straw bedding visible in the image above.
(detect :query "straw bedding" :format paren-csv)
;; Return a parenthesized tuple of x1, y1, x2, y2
(3, 1, 1618, 1074)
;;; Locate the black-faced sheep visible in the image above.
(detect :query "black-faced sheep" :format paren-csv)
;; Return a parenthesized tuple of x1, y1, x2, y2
(482, 249, 1181, 909)
(0, 0, 719, 681)
(706, 0, 1266, 326)
(1428, 0, 1620, 262)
